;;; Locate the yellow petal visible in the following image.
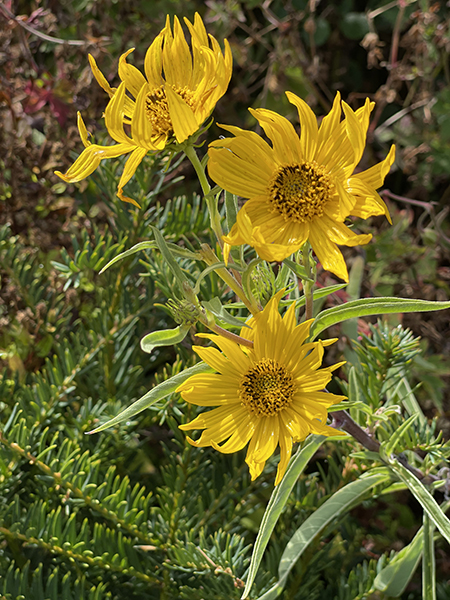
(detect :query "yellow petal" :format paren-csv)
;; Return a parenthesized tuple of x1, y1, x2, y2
(88, 54, 114, 97)
(250, 108, 302, 164)
(116, 146, 148, 206)
(208, 140, 273, 198)
(211, 416, 256, 453)
(105, 82, 134, 145)
(316, 92, 341, 157)
(309, 218, 349, 281)
(165, 86, 199, 143)
(144, 31, 165, 88)
(342, 101, 366, 169)
(118, 48, 147, 98)
(131, 83, 165, 150)
(319, 215, 372, 247)
(55, 142, 132, 183)
(286, 91, 318, 159)
(77, 112, 91, 148)
(275, 421, 293, 485)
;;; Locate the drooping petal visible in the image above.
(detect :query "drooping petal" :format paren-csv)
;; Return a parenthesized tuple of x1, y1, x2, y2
(309, 218, 350, 281)
(104, 82, 134, 145)
(118, 49, 147, 98)
(117, 146, 148, 206)
(211, 415, 256, 453)
(55, 142, 132, 183)
(88, 53, 114, 97)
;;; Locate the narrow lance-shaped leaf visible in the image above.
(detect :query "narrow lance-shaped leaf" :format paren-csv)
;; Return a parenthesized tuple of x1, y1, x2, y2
(387, 457, 450, 546)
(193, 262, 244, 295)
(140, 324, 191, 354)
(242, 435, 325, 599)
(87, 362, 213, 434)
(374, 526, 424, 596)
(257, 469, 393, 600)
(99, 241, 157, 273)
(151, 226, 189, 288)
(310, 297, 450, 340)
(202, 297, 250, 329)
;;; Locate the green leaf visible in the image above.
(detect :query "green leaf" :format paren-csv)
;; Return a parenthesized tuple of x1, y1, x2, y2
(241, 258, 263, 306)
(202, 297, 250, 329)
(388, 458, 450, 546)
(257, 469, 393, 600)
(282, 258, 313, 282)
(151, 226, 188, 288)
(423, 511, 436, 600)
(374, 526, 423, 596)
(242, 436, 325, 599)
(87, 362, 213, 434)
(310, 298, 450, 340)
(381, 413, 420, 456)
(140, 324, 190, 354)
(99, 240, 156, 273)
(224, 284, 346, 311)
(224, 190, 238, 233)
(166, 242, 202, 260)
(193, 262, 243, 295)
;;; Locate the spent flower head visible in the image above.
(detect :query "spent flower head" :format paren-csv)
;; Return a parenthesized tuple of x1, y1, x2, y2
(56, 13, 232, 206)
(208, 92, 395, 281)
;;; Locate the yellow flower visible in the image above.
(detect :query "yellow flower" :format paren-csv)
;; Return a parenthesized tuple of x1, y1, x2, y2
(177, 290, 346, 485)
(207, 92, 395, 281)
(55, 13, 232, 206)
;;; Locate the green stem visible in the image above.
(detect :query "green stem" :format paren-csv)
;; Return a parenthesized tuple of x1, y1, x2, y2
(301, 242, 315, 321)
(208, 323, 254, 348)
(184, 145, 224, 247)
(200, 244, 259, 315)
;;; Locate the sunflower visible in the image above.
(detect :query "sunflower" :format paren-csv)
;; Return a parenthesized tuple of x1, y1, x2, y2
(207, 92, 395, 281)
(55, 13, 232, 206)
(177, 290, 346, 485)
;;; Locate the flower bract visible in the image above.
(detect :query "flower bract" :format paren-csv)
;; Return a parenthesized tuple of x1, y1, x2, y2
(177, 290, 346, 485)
(55, 13, 232, 206)
(207, 92, 395, 281)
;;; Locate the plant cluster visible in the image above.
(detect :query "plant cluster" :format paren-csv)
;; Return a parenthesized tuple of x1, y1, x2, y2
(1, 3, 450, 599)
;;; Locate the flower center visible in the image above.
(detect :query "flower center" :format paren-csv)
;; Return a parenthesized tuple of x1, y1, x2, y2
(239, 358, 295, 417)
(145, 85, 195, 137)
(268, 161, 332, 223)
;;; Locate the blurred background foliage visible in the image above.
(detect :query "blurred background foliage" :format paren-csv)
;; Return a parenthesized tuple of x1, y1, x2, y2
(1, 0, 450, 598)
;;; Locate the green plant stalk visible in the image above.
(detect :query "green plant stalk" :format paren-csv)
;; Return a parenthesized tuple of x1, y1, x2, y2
(184, 145, 224, 247)
(301, 242, 315, 321)
(208, 323, 254, 348)
(200, 244, 259, 315)
(423, 511, 436, 600)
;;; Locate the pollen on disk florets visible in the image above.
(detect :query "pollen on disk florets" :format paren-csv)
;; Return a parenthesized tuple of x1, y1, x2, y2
(239, 358, 295, 417)
(145, 85, 196, 137)
(268, 160, 333, 223)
